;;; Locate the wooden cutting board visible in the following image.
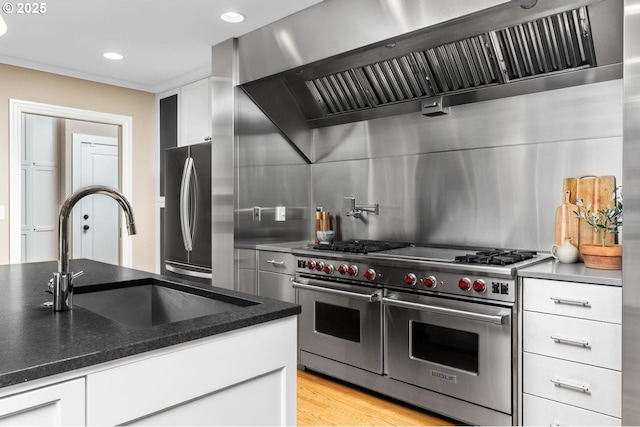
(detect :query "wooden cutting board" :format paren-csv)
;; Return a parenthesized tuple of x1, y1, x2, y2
(554, 189, 580, 249)
(563, 175, 617, 246)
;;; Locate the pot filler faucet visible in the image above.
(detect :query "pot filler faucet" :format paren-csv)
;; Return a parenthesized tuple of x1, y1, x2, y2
(344, 197, 379, 219)
(48, 185, 136, 312)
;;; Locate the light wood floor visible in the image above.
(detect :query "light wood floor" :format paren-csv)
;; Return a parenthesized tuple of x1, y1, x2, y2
(297, 369, 457, 426)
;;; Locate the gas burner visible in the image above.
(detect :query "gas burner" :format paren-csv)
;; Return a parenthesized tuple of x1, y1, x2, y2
(313, 239, 409, 254)
(455, 249, 537, 266)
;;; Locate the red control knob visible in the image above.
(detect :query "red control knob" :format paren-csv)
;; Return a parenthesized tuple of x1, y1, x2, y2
(315, 261, 325, 271)
(423, 276, 437, 288)
(338, 264, 348, 275)
(404, 273, 417, 286)
(472, 279, 486, 293)
(364, 269, 376, 280)
(323, 264, 335, 274)
(347, 265, 359, 276)
(458, 277, 472, 291)
(306, 260, 316, 270)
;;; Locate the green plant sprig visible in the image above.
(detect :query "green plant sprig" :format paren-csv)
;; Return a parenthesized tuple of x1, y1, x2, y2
(573, 189, 623, 247)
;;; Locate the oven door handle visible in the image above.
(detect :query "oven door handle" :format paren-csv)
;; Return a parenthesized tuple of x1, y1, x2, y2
(382, 296, 509, 325)
(291, 280, 380, 302)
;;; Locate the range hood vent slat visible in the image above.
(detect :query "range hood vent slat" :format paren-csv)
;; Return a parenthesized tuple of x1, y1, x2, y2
(398, 56, 425, 97)
(381, 61, 406, 101)
(293, 5, 600, 121)
(410, 52, 439, 97)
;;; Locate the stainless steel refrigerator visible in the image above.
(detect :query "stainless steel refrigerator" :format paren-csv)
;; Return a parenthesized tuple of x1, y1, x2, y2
(164, 141, 212, 284)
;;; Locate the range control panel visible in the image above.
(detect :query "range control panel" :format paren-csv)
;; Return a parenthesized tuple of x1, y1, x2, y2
(296, 257, 516, 303)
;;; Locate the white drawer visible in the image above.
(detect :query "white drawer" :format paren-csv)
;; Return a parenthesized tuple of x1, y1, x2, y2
(523, 311, 621, 370)
(523, 278, 621, 323)
(523, 353, 621, 417)
(523, 393, 621, 426)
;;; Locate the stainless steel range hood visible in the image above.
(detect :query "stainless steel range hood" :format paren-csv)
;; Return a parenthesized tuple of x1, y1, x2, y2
(240, 0, 621, 159)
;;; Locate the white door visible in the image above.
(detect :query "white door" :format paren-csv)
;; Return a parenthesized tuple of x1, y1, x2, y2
(72, 134, 119, 265)
(21, 114, 59, 263)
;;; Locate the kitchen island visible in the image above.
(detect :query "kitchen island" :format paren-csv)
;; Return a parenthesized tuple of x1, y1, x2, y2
(0, 259, 300, 425)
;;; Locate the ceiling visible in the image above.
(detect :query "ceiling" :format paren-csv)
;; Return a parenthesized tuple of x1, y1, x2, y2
(0, 0, 322, 93)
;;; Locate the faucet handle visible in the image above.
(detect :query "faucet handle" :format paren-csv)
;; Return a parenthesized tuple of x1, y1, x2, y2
(72, 271, 84, 280)
(46, 277, 54, 294)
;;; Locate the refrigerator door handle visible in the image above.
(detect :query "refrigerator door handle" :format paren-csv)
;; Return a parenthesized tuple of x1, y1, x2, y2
(180, 157, 194, 251)
(165, 263, 212, 280)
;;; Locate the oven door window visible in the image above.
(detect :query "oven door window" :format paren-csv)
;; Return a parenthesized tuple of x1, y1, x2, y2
(315, 301, 360, 343)
(410, 321, 478, 374)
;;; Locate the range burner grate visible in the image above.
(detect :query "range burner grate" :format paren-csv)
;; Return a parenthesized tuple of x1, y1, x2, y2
(455, 250, 537, 266)
(314, 239, 409, 254)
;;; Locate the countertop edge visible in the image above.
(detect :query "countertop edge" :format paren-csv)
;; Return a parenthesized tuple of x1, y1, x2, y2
(518, 260, 623, 286)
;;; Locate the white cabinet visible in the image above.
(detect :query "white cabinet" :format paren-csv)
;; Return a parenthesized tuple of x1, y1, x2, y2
(521, 277, 622, 426)
(87, 316, 297, 425)
(0, 316, 297, 426)
(180, 78, 212, 146)
(0, 379, 85, 426)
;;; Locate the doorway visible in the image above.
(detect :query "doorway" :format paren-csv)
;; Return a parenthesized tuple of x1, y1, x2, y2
(9, 99, 133, 266)
(72, 134, 120, 264)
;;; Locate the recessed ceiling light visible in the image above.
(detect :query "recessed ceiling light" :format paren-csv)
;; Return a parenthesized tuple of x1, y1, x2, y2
(103, 52, 124, 61)
(220, 12, 245, 23)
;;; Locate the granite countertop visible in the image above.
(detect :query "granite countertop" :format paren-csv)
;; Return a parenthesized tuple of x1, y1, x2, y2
(518, 259, 622, 286)
(0, 259, 300, 389)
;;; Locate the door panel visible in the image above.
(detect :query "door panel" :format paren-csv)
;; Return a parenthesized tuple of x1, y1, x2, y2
(384, 292, 512, 413)
(78, 141, 119, 265)
(296, 281, 383, 374)
(164, 146, 189, 264)
(188, 142, 211, 268)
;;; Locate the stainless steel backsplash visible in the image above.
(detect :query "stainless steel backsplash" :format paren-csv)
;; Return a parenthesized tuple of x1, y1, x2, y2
(235, 90, 311, 242)
(236, 80, 622, 251)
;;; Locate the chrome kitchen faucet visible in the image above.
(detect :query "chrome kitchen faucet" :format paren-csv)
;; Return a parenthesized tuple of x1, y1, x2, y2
(49, 185, 136, 312)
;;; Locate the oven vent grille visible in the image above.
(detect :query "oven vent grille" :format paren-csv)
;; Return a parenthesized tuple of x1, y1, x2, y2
(305, 6, 595, 117)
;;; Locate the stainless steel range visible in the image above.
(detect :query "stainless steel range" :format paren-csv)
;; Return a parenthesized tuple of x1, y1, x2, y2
(291, 240, 552, 426)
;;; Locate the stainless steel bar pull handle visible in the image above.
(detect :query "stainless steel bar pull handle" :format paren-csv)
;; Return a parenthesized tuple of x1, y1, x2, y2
(550, 296, 590, 307)
(165, 263, 213, 280)
(550, 377, 590, 393)
(550, 334, 590, 347)
(267, 260, 286, 266)
(291, 280, 380, 303)
(180, 157, 194, 251)
(382, 297, 509, 325)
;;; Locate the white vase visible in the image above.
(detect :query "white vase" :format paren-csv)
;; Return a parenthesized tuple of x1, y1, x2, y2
(552, 239, 580, 264)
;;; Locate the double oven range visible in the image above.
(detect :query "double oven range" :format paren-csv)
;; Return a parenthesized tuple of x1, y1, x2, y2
(291, 240, 552, 426)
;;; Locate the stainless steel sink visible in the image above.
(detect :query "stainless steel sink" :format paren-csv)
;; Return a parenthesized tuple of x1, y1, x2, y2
(74, 278, 257, 329)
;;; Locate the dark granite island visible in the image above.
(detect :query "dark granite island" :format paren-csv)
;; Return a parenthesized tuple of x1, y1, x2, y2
(0, 259, 300, 425)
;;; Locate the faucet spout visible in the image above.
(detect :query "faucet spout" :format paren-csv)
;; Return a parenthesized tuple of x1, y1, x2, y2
(53, 185, 136, 311)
